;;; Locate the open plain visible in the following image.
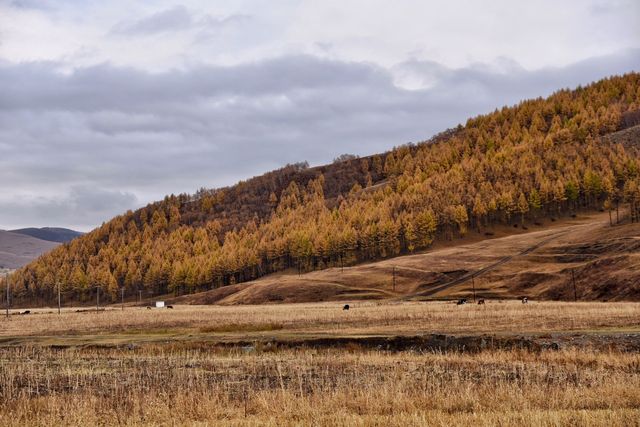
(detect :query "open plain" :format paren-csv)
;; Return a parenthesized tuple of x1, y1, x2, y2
(1, 301, 639, 426)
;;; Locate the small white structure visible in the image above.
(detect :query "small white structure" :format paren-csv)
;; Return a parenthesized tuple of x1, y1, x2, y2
(155, 301, 165, 308)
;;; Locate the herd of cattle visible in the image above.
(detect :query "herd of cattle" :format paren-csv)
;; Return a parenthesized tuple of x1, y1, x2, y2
(12, 299, 531, 315)
(456, 297, 528, 305)
(344, 297, 530, 311)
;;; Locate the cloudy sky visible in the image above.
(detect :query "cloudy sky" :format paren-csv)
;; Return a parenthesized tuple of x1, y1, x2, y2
(1, 0, 639, 231)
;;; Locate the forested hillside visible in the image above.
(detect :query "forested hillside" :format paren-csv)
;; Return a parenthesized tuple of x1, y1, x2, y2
(7, 73, 640, 304)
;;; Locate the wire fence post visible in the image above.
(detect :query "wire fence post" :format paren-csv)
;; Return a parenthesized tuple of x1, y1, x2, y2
(392, 266, 396, 292)
(244, 382, 248, 418)
(472, 275, 476, 303)
(5, 273, 9, 320)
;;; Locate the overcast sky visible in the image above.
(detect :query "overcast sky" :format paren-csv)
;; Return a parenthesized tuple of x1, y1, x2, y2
(1, 0, 639, 231)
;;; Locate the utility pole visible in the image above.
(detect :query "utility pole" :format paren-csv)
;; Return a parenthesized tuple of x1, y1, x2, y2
(392, 266, 396, 292)
(57, 282, 61, 315)
(121, 287, 125, 311)
(571, 269, 577, 302)
(472, 275, 476, 303)
(244, 382, 248, 418)
(5, 273, 9, 320)
(139, 289, 142, 305)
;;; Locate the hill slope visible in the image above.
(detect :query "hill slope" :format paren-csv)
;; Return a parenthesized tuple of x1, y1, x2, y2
(170, 212, 640, 304)
(6, 72, 640, 304)
(10, 227, 83, 243)
(0, 231, 59, 269)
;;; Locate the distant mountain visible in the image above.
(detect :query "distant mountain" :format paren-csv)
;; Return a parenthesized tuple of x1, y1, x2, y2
(0, 230, 59, 269)
(9, 227, 83, 243)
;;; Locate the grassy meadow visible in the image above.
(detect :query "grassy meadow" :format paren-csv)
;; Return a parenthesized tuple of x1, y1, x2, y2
(0, 301, 639, 425)
(2, 300, 640, 341)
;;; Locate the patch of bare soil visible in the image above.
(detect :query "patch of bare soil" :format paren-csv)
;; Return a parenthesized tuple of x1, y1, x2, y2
(89, 333, 639, 354)
(169, 282, 252, 305)
(510, 272, 558, 292)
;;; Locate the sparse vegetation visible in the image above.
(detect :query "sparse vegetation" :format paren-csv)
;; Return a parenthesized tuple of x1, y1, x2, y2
(0, 302, 639, 425)
(1, 301, 639, 340)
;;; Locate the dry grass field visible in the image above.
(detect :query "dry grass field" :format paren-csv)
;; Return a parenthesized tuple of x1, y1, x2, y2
(5, 216, 639, 425)
(2, 301, 640, 345)
(1, 345, 639, 426)
(1, 301, 640, 425)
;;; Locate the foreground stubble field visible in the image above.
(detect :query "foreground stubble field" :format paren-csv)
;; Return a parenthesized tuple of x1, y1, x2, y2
(1, 301, 639, 426)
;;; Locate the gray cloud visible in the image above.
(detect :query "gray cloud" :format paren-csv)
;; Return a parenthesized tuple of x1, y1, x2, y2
(110, 5, 248, 36)
(111, 5, 194, 35)
(0, 186, 137, 230)
(9, 0, 54, 10)
(0, 49, 639, 230)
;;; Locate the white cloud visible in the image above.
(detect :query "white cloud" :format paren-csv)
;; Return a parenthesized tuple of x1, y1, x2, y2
(2, 0, 638, 70)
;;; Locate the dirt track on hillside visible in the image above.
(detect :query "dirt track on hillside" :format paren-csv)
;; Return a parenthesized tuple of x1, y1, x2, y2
(169, 212, 640, 305)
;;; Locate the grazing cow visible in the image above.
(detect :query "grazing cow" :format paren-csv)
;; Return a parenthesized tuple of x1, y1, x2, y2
(21, 310, 31, 315)
(456, 298, 467, 305)
(521, 297, 529, 304)
(477, 299, 485, 305)
(343, 304, 350, 311)
(146, 306, 152, 310)
(166, 305, 174, 309)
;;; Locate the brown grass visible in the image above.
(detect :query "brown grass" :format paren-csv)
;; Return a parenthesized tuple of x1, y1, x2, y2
(199, 322, 284, 333)
(1, 301, 639, 425)
(2, 301, 639, 342)
(0, 345, 639, 426)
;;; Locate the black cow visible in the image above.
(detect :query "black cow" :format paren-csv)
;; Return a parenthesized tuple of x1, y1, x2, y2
(456, 299, 467, 305)
(343, 304, 350, 311)
(477, 299, 485, 305)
